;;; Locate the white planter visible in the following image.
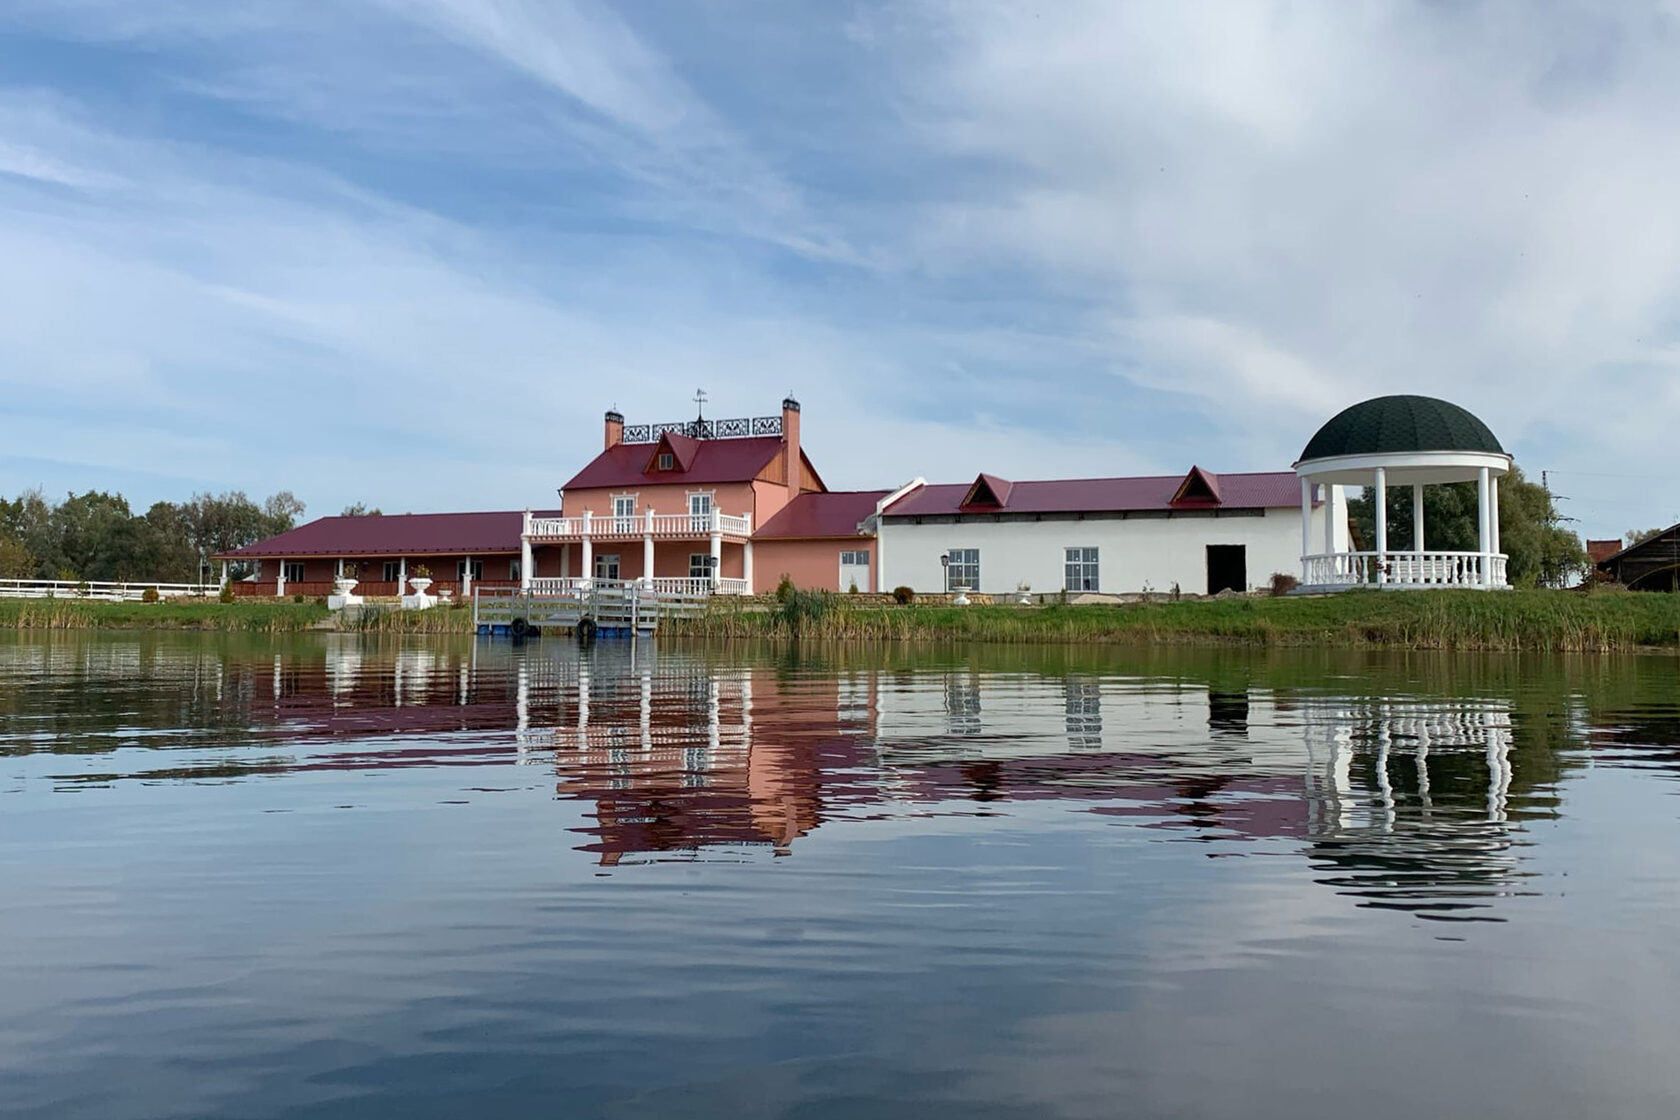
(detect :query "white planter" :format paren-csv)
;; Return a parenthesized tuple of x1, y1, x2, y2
(333, 578, 358, 596)
(408, 577, 433, 594)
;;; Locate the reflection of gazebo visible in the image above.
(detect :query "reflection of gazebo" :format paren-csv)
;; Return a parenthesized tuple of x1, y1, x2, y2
(1295, 395, 1512, 590)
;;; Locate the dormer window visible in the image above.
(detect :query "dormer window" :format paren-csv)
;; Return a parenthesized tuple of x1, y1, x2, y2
(658, 452, 674, 471)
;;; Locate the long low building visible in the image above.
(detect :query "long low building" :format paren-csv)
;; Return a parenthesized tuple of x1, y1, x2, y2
(218, 394, 1520, 599)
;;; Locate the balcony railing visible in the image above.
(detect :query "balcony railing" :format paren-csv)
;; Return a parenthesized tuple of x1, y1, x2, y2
(526, 511, 751, 541)
(528, 576, 751, 596)
(1304, 551, 1508, 589)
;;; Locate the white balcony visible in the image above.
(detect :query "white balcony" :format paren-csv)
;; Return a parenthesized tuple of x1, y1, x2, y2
(526, 511, 751, 542)
(527, 576, 751, 596)
(1303, 550, 1508, 590)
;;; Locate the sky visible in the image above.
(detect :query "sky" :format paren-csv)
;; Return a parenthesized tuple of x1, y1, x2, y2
(1, 0, 1678, 541)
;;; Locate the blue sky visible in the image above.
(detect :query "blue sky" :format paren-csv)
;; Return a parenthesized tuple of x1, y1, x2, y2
(2, 1, 1678, 540)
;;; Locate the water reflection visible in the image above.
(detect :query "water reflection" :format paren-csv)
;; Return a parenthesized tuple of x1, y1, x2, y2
(6, 634, 1669, 928)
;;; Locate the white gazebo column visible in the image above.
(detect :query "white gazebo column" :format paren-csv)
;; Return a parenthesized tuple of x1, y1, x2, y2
(1490, 474, 1501, 557)
(1412, 484, 1425, 554)
(1300, 477, 1313, 583)
(1477, 466, 1491, 587)
(643, 507, 656, 588)
(1374, 467, 1388, 585)
(1323, 482, 1338, 557)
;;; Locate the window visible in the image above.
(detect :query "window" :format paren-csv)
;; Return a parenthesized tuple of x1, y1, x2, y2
(689, 553, 713, 580)
(689, 492, 713, 532)
(282, 561, 305, 584)
(1065, 547, 1099, 592)
(383, 561, 402, 583)
(839, 550, 870, 592)
(509, 560, 521, 581)
(613, 495, 637, 533)
(594, 554, 620, 581)
(457, 560, 484, 582)
(839, 550, 870, 566)
(946, 548, 979, 591)
(658, 452, 674, 471)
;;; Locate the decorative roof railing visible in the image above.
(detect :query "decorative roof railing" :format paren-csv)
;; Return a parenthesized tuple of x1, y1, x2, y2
(621, 415, 782, 443)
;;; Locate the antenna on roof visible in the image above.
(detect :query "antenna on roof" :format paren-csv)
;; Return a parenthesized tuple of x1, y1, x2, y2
(693, 388, 707, 418)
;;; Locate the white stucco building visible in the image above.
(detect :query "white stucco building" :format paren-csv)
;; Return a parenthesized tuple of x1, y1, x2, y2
(875, 467, 1348, 596)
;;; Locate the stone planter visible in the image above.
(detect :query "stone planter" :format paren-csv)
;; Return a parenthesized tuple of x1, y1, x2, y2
(402, 576, 436, 611)
(327, 577, 363, 611)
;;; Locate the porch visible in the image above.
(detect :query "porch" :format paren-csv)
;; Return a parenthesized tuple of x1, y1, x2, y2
(522, 510, 755, 594)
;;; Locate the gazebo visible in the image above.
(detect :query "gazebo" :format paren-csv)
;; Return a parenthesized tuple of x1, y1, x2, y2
(1295, 395, 1512, 590)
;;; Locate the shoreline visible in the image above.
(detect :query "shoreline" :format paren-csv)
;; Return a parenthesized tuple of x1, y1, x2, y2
(4, 589, 1678, 652)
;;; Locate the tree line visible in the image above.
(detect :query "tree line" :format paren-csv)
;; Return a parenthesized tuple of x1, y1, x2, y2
(0, 490, 306, 584)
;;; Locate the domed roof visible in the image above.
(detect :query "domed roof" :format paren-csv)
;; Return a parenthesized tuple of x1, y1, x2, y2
(1299, 395, 1504, 462)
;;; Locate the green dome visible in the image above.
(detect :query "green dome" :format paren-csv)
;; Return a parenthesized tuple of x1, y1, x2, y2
(1299, 395, 1504, 462)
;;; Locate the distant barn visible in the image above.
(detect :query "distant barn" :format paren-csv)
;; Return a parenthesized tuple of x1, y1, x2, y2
(1597, 526, 1680, 591)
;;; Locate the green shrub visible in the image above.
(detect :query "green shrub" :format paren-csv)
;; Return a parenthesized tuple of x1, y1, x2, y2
(140, 587, 160, 603)
(892, 585, 915, 605)
(775, 574, 796, 603)
(218, 582, 237, 603)
(293, 593, 305, 604)
(778, 588, 832, 632)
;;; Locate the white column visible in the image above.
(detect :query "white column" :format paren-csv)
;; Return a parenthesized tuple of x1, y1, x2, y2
(1300, 477, 1313, 583)
(1477, 466, 1491, 587)
(1323, 483, 1337, 556)
(219, 561, 228, 589)
(1412, 484, 1425, 555)
(1490, 475, 1501, 555)
(744, 539, 755, 594)
(643, 507, 655, 588)
(521, 511, 533, 591)
(398, 556, 407, 595)
(335, 557, 343, 581)
(709, 508, 722, 590)
(1374, 467, 1388, 585)
(276, 559, 286, 598)
(581, 511, 593, 586)
(462, 555, 473, 598)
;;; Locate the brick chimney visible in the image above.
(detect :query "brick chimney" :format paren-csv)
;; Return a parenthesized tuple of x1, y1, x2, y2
(782, 396, 801, 499)
(604, 408, 624, 450)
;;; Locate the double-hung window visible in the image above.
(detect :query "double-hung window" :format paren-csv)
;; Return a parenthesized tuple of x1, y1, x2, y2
(946, 548, 979, 592)
(457, 560, 484, 582)
(282, 561, 305, 584)
(1065, 547, 1099, 592)
(613, 495, 637, 534)
(689, 492, 713, 533)
(383, 561, 402, 583)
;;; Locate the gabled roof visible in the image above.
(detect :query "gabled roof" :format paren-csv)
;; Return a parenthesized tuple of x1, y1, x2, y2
(215, 511, 556, 559)
(1172, 466, 1222, 506)
(1596, 523, 1680, 568)
(563, 436, 785, 491)
(881, 471, 1304, 518)
(960, 473, 1013, 509)
(645, 432, 701, 473)
(754, 491, 890, 539)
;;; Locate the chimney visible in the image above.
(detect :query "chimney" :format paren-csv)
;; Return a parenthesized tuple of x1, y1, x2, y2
(782, 396, 801, 499)
(604, 408, 624, 450)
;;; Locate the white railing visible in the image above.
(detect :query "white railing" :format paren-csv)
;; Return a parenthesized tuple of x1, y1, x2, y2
(526, 576, 752, 596)
(1303, 551, 1508, 589)
(525, 511, 752, 540)
(0, 578, 223, 602)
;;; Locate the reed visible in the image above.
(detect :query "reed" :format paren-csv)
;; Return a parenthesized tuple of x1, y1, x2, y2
(667, 588, 1680, 652)
(0, 598, 329, 632)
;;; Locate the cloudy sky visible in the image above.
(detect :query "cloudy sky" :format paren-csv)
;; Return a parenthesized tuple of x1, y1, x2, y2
(1, 0, 1677, 539)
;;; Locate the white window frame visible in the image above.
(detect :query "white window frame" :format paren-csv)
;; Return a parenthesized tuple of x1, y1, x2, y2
(594, 553, 621, 581)
(282, 561, 305, 584)
(457, 559, 484, 582)
(946, 548, 979, 592)
(1065, 547, 1099, 592)
(382, 560, 402, 583)
(688, 491, 714, 533)
(612, 494, 638, 533)
(688, 553, 711, 580)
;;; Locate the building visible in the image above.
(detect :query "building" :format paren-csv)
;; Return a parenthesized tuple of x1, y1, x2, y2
(875, 468, 1333, 596)
(218, 510, 542, 599)
(1595, 525, 1680, 590)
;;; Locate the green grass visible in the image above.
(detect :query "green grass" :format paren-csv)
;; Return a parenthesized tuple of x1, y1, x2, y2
(672, 588, 1680, 652)
(0, 598, 331, 632)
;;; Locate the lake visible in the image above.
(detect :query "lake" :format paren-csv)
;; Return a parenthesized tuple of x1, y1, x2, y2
(2, 633, 1679, 1119)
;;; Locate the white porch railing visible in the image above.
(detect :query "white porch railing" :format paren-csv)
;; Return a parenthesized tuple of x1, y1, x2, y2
(0, 579, 223, 601)
(526, 511, 752, 540)
(1303, 551, 1508, 589)
(527, 576, 751, 596)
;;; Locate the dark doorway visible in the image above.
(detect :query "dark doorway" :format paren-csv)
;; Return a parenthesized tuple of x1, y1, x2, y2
(1206, 545, 1246, 595)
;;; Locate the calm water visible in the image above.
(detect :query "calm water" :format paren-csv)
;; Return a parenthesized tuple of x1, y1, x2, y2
(3, 634, 1680, 1119)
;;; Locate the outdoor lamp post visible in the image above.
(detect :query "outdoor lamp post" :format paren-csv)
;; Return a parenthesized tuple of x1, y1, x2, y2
(940, 552, 950, 593)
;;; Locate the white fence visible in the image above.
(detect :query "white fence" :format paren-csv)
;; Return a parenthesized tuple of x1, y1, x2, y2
(526, 511, 752, 540)
(0, 579, 223, 602)
(1303, 551, 1508, 589)
(528, 576, 752, 596)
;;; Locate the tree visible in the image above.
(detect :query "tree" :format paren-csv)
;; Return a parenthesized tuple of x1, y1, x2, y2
(1627, 527, 1666, 547)
(340, 502, 382, 517)
(262, 491, 306, 535)
(0, 535, 34, 579)
(1348, 465, 1587, 587)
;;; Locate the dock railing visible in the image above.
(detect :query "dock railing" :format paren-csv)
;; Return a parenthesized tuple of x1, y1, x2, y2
(473, 582, 710, 634)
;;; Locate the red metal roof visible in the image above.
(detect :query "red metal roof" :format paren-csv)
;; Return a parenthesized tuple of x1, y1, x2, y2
(755, 491, 890, 539)
(562, 436, 784, 491)
(881, 470, 1304, 517)
(216, 510, 558, 559)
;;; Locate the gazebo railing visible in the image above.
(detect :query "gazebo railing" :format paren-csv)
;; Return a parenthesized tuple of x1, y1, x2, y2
(1304, 551, 1507, 588)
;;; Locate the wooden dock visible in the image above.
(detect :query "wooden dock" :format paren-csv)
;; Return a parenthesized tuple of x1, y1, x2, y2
(472, 583, 707, 638)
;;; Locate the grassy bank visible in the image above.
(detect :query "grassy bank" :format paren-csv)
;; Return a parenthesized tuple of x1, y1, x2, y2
(0, 599, 484, 633)
(0, 598, 332, 632)
(671, 589, 1680, 652)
